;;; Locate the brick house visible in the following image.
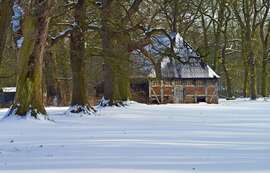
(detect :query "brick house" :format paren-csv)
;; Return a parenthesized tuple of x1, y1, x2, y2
(130, 32, 220, 104)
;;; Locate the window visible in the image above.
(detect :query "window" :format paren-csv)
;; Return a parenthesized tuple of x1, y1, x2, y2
(175, 80, 182, 85)
(183, 80, 193, 86)
(151, 80, 160, 86)
(196, 80, 205, 87)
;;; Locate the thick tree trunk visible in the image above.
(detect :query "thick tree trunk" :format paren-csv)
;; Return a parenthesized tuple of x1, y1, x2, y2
(201, 15, 210, 63)
(243, 59, 249, 97)
(0, 0, 13, 64)
(249, 56, 256, 100)
(100, 0, 140, 106)
(68, 0, 95, 114)
(244, 32, 256, 100)
(171, 0, 178, 33)
(241, 33, 249, 97)
(221, 38, 233, 99)
(261, 42, 270, 97)
(101, 26, 114, 104)
(7, 0, 51, 118)
(112, 30, 131, 102)
(113, 51, 131, 102)
(247, 43, 257, 100)
(260, 22, 269, 97)
(101, 39, 114, 105)
(261, 45, 268, 97)
(103, 63, 114, 104)
(261, 59, 268, 97)
(101, 34, 131, 105)
(221, 55, 233, 99)
(212, 23, 222, 72)
(101, 0, 114, 106)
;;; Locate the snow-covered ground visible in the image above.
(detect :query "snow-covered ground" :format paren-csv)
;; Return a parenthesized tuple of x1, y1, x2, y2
(0, 99, 270, 173)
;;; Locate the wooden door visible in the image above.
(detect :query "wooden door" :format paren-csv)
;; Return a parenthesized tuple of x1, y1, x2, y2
(174, 85, 183, 103)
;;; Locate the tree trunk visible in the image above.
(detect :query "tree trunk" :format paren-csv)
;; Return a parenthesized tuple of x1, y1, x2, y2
(112, 29, 131, 102)
(259, 16, 270, 97)
(260, 33, 269, 98)
(243, 59, 250, 97)
(260, 36, 269, 97)
(221, 54, 233, 99)
(111, 49, 130, 102)
(171, 0, 178, 33)
(221, 32, 233, 99)
(102, 33, 131, 105)
(247, 44, 256, 100)
(100, 0, 141, 106)
(241, 33, 249, 97)
(201, 15, 210, 63)
(0, 0, 13, 64)
(101, 0, 114, 106)
(261, 58, 268, 97)
(68, 0, 94, 114)
(7, 0, 51, 118)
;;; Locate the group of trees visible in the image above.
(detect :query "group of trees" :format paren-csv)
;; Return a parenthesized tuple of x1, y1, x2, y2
(0, 0, 269, 118)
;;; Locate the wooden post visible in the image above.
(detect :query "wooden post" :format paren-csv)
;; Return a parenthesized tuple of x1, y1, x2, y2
(205, 80, 208, 103)
(160, 80, 164, 103)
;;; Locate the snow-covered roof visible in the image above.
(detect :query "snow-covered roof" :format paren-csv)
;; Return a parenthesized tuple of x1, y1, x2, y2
(1, 87, 16, 93)
(132, 32, 220, 79)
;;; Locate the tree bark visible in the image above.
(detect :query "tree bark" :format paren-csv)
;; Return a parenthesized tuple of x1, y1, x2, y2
(260, 37, 269, 98)
(259, 3, 270, 97)
(200, 14, 210, 63)
(246, 30, 257, 100)
(261, 56, 268, 97)
(221, 15, 233, 99)
(0, 0, 13, 64)
(68, 0, 94, 114)
(240, 31, 250, 97)
(243, 59, 250, 97)
(171, 0, 178, 33)
(249, 53, 256, 100)
(221, 44, 233, 99)
(7, 0, 52, 118)
(100, 0, 142, 106)
(101, 0, 114, 105)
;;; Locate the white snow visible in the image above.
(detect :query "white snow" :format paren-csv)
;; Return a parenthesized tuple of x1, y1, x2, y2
(1, 87, 16, 93)
(207, 65, 220, 78)
(0, 99, 270, 173)
(161, 57, 171, 69)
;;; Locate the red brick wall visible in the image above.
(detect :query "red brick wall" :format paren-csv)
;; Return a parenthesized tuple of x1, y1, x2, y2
(148, 79, 218, 104)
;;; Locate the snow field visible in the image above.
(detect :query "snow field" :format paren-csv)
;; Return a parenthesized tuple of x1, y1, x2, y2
(0, 99, 269, 173)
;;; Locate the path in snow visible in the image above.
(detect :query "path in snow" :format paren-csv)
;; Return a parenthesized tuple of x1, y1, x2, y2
(0, 99, 269, 173)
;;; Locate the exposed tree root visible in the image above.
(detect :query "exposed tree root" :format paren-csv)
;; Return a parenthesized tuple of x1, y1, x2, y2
(2, 104, 49, 121)
(65, 104, 96, 116)
(97, 97, 128, 108)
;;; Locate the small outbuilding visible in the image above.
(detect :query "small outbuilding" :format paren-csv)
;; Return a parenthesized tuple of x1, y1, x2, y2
(0, 87, 16, 107)
(130, 32, 220, 104)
